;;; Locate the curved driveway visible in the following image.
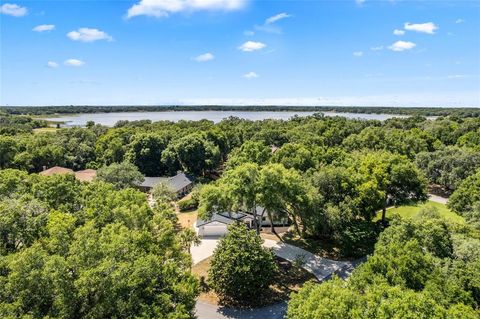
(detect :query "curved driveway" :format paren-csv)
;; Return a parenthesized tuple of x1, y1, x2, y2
(192, 237, 364, 319)
(192, 238, 355, 281)
(192, 196, 447, 318)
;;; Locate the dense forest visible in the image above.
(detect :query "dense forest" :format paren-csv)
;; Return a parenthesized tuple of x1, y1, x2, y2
(2, 105, 480, 117)
(1, 110, 479, 317)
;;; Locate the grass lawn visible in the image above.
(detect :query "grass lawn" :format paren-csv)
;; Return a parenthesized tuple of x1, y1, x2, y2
(177, 210, 197, 229)
(191, 256, 318, 308)
(33, 127, 58, 134)
(376, 200, 465, 224)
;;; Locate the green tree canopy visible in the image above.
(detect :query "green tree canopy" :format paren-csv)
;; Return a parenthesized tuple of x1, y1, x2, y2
(96, 161, 144, 190)
(208, 223, 278, 305)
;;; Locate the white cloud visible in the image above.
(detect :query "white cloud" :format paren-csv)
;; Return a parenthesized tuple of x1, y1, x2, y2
(67, 28, 113, 42)
(243, 71, 259, 78)
(353, 51, 363, 57)
(393, 29, 405, 36)
(455, 19, 465, 24)
(0, 3, 27, 16)
(447, 74, 467, 79)
(127, 0, 246, 18)
(244, 30, 254, 36)
(256, 12, 291, 34)
(47, 61, 59, 68)
(33, 24, 55, 32)
(355, 0, 365, 5)
(388, 40, 416, 51)
(370, 46, 383, 51)
(193, 52, 214, 62)
(404, 22, 438, 34)
(238, 41, 266, 52)
(64, 59, 85, 67)
(265, 12, 290, 25)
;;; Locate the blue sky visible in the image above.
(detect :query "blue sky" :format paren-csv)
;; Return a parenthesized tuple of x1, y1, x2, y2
(1, 0, 479, 107)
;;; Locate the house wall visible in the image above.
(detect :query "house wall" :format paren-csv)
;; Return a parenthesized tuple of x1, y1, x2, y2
(196, 221, 228, 237)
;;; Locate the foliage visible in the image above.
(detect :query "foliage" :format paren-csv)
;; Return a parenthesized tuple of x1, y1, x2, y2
(415, 146, 480, 191)
(208, 223, 278, 305)
(449, 170, 480, 214)
(178, 198, 198, 212)
(225, 140, 271, 169)
(287, 212, 480, 318)
(0, 171, 199, 318)
(96, 161, 144, 189)
(124, 133, 170, 175)
(151, 181, 176, 205)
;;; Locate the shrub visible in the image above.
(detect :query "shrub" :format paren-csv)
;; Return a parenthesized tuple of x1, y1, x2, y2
(208, 223, 278, 305)
(178, 198, 198, 212)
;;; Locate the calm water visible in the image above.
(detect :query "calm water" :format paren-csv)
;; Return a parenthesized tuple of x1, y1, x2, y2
(44, 111, 407, 127)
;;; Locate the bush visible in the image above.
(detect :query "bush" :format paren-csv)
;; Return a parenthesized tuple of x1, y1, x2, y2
(208, 223, 278, 305)
(178, 198, 198, 212)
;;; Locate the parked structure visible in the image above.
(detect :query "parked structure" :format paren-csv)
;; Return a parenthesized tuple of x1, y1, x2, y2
(195, 208, 289, 237)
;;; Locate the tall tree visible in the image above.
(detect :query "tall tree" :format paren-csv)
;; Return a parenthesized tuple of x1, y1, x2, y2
(96, 161, 144, 190)
(208, 223, 278, 305)
(356, 151, 428, 224)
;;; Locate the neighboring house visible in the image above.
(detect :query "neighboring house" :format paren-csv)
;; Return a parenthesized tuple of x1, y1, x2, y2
(195, 208, 289, 237)
(75, 169, 97, 182)
(40, 166, 97, 182)
(137, 172, 193, 198)
(39, 166, 74, 176)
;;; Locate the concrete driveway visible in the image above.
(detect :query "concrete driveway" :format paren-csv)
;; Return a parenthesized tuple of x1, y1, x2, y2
(428, 194, 448, 205)
(195, 301, 287, 319)
(191, 238, 220, 264)
(191, 238, 354, 281)
(191, 237, 364, 319)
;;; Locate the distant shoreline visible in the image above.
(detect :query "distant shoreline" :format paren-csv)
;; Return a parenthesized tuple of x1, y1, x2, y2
(1, 105, 480, 117)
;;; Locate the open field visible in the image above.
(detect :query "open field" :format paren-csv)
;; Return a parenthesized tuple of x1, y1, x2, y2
(33, 127, 58, 134)
(376, 200, 464, 223)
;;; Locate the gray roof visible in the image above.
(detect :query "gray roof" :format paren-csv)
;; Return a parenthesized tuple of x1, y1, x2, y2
(196, 213, 237, 227)
(196, 211, 252, 227)
(218, 211, 248, 220)
(139, 177, 169, 188)
(167, 172, 193, 192)
(137, 172, 192, 192)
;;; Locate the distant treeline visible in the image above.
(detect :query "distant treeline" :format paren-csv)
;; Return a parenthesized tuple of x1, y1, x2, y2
(2, 105, 480, 117)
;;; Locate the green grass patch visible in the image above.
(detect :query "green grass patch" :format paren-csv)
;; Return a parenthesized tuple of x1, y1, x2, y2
(376, 201, 465, 224)
(33, 127, 58, 134)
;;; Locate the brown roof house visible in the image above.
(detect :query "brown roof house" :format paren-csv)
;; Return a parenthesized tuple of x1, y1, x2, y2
(39, 166, 74, 176)
(75, 169, 97, 182)
(40, 166, 97, 182)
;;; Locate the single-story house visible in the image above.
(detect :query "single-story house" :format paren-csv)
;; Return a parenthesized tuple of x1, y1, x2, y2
(40, 166, 74, 176)
(195, 212, 251, 237)
(137, 172, 193, 198)
(195, 207, 289, 237)
(40, 166, 97, 183)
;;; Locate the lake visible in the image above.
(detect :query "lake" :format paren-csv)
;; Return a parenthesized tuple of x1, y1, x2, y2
(43, 111, 408, 127)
